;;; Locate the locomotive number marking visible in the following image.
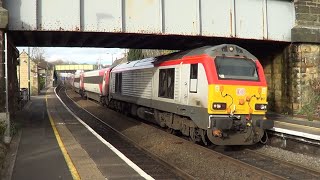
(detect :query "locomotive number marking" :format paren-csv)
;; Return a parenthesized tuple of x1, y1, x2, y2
(262, 87, 267, 95)
(236, 88, 245, 96)
(215, 85, 220, 92)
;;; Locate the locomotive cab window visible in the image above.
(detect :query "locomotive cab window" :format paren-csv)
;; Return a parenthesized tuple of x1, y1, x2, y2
(215, 57, 258, 81)
(190, 64, 198, 93)
(115, 73, 122, 93)
(74, 77, 80, 83)
(158, 68, 175, 99)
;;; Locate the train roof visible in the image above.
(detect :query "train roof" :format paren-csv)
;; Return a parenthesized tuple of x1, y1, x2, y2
(83, 68, 110, 76)
(154, 44, 257, 62)
(112, 44, 257, 71)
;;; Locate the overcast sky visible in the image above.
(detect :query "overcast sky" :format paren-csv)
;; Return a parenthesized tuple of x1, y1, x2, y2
(17, 47, 126, 66)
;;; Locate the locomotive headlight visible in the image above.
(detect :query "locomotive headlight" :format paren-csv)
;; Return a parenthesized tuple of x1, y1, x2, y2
(212, 103, 227, 110)
(255, 104, 268, 110)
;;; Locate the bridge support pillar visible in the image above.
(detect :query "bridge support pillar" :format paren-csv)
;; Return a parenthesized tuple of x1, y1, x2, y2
(0, 1, 20, 143)
(0, 0, 8, 113)
(264, 43, 320, 116)
(288, 43, 320, 116)
(0, 1, 8, 143)
(285, 0, 320, 116)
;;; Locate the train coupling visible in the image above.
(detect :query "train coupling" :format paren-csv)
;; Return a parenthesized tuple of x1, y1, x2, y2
(208, 115, 233, 130)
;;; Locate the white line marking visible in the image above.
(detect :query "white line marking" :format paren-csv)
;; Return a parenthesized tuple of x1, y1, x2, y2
(54, 87, 154, 180)
(270, 127, 320, 141)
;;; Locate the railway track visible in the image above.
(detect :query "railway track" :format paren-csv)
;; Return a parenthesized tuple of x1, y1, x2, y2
(58, 85, 320, 179)
(56, 86, 191, 180)
(215, 147, 320, 179)
(267, 130, 320, 158)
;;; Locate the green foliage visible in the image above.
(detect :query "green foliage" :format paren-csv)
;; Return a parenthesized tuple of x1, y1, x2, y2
(0, 121, 5, 138)
(39, 76, 46, 90)
(0, 121, 18, 138)
(127, 49, 144, 61)
(299, 79, 320, 121)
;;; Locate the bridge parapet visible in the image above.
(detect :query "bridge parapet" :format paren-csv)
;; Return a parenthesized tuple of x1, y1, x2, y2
(292, 0, 320, 43)
(0, 0, 8, 29)
(3, 0, 295, 43)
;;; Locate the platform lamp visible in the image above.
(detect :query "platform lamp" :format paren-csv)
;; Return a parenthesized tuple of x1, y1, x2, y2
(28, 47, 31, 100)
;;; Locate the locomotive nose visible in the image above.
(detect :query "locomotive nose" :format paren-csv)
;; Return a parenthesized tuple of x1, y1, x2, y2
(208, 85, 268, 116)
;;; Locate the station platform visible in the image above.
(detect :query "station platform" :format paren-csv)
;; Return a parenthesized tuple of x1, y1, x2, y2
(267, 112, 320, 141)
(5, 88, 152, 180)
(4, 86, 319, 179)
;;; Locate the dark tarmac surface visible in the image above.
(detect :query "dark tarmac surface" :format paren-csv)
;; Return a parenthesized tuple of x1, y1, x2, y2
(7, 87, 157, 180)
(12, 95, 72, 180)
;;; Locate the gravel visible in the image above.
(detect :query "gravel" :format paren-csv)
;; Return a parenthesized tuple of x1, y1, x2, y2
(66, 89, 312, 179)
(254, 145, 320, 172)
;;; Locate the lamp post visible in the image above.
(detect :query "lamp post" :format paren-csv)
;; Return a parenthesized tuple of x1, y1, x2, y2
(28, 47, 31, 100)
(107, 52, 114, 65)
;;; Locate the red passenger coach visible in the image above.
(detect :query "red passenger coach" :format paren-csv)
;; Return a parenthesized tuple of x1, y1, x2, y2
(81, 68, 111, 104)
(73, 72, 83, 93)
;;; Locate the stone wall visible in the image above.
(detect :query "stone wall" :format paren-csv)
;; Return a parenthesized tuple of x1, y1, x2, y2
(292, 0, 320, 43)
(288, 44, 320, 113)
(262, 47, 291, 114)
(271, 0, 320, 114)
(18, 51, 39, 96)
(295, 0, 320, 26)
(264, 44, 320, 114)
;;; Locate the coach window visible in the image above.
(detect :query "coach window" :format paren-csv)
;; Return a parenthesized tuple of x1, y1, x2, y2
(115, 73, 122, 93)
(190, 64, 198, 93)
(158, 68, 175, 99)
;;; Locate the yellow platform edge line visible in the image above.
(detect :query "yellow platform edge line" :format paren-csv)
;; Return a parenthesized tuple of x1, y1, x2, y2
(45, 95, 81, 180)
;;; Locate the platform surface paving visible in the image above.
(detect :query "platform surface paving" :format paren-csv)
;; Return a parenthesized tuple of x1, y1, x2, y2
(12, 95, 72, 180)
(267, 112, 320, 140)
(9, 88, 147, 180)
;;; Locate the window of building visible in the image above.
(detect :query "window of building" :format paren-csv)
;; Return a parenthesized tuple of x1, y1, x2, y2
(158, 68, 175, 99)
(190, 64, 198, 93)
(115, 73, 122, 93)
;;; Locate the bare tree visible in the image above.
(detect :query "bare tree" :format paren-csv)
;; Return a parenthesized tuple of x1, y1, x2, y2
(50, 59, 79, 65)
(142, 49, 177, 58)
(30, 47, 45, 64)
